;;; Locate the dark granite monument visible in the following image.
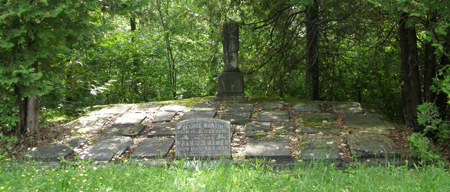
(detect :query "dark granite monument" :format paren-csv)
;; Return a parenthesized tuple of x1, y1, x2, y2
(214, 22, 248, 102)
(176, 119, 231, 159)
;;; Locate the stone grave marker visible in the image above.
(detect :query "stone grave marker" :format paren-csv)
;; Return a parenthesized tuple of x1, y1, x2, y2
(88, 136, 132, 161)
(245, 122, 271, 138)
(152, 111, 176, 123)
(344, 113, 389, 134)
(101, 124, 146, 137)
(258, 111, 289, 122)
(190, 103, 219, 111)
(180, 111, 216, 121)
(293, 103, 321, 112)
(176, 119, 231, 159)
(131, 138, 175, 159)
(262, 102, 284, 110)
(226, 104, 254, 112)
(160, 104, 186, 112)
(25, 137, 86, 161)
(245, 138, 291, 159)
(66, 116, 110, 134)
(220, 112, 251, 124)
(130, 104, 162, 113)
(95, 104, 134, 114)
(348, 135, 400, 158)
(333, 102, 363, 113)
(113, 113, 146, 125)
(148, 122, 177, 138)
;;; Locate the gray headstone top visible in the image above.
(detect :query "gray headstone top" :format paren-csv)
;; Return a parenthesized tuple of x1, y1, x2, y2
(223, 22, 239, 72)
(176, 119, 231, 159)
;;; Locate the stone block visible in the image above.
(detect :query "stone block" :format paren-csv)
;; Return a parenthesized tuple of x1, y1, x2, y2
(25, 137, 86, 161)
(226, 104, 254, 112)
(180, 111, 216, 121)
(190, 103, 219, 111)
(130, 104, 162, 113)
(131, 138, 175, 159)
(148, 122, 177, 138)
(332, 102, 363, 113)
(245, 138, 291, 159)
(95, 104, 134, 114)
(302, 148, 341, 162)
(160, 104, 186, 112)
(214, 72, 248, 102)
(221, 112, 251, 124)
(101, 124, 146, 137)
(113, 113, 146, 125)
(88, 136, 132, 161)
(348, 135, 400, 158)
(292, 103, 321, 112)
(258, 111, 289, 122)
(245, 122, 271, 138)
(262, 102, 284, 110)
(152, 111, 176, 122)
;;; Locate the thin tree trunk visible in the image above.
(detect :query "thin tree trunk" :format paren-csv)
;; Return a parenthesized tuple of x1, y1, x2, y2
(408, 24, 422, 132)
(305, 0, 319, 100)
(423, 13, 437, 103)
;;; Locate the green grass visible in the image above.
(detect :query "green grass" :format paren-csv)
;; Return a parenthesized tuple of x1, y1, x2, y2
(1, 159, 449, 191)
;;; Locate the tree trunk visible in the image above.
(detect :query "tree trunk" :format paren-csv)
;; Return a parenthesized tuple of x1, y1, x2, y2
(305, 0, 319, 100)
(408, 24, 422, 132)
(398, 13, 415, 128)
(423, 13, 437, 103)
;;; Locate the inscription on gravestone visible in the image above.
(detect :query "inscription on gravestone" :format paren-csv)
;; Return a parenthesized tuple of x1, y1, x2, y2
(176, 119, 231, 159)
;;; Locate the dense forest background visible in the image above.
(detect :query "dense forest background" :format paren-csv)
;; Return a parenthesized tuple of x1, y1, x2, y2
(1, 0, 450, 156)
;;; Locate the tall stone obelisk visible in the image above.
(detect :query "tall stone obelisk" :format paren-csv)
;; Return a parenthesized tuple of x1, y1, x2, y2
(214, 22, 248, 102)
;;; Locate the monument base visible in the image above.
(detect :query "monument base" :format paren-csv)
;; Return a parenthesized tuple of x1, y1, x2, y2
(214, 72, 248, 102)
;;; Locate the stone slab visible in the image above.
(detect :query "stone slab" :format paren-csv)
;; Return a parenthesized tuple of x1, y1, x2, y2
(301, 113, 336, 121)
(300, 126, 341, 135)
(348, 135, 400, 158)
(258, 111, 289, 122)
(88, 136, 132, 161)
(215, 72, 248, 102)
(245, 122, 271, 138)
(180, 111, 216, 121)
(95, 104, 134, 114)
(245, 138, 291, 159)
(130, 104, 162, 113)
(225, 104, 254, 112)
(148, 122, 177, 138)
(262, 102, 284, 110)
(176, 119, 231, 159)
(221, 112, 251, 124)
(302, 148, 341, 162)
(26, 137, 86, 161)
(292, 103, 321, 112)
(113, 113, 147, 125)
(101, 124, 146, 137)
(344, 114, 388, 134)
(332, 102, 363, 113)
(66, 116, 110, 134)
(273, 121, 296, 135)
(305, 138, 336, 149)
(131, 138, 175, 159)
(152, 111, 176, 122)
(160, 104, 186, 112)
(190, 103, 219, 111)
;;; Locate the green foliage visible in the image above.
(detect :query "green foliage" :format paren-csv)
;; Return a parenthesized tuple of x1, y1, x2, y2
(408, 132, 441, 163)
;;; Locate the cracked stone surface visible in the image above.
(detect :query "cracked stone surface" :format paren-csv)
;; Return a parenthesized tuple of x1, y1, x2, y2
(131, 138, 175, 159)
(333, 102, 363, 113)
(246, 138, 291, 159)
(292, 103, 321, 112)
(245, 122, 271, 138)
(130, 104, 162, 113)
(180, 111, 216, 121)
(25, 137, 86, 161)
(160, 104, 186, 112)
(302, 148, 341, 162)
(262, 102, 284, 110)
(225, 104, 254, 112)
(190, 103, 219, 111)
(66, 116, 110, 134)
(221, 112, 251, 124)
(148, 122, 177, 138)
(95, 104, 134, 114)
(88, 136, 132, 161)
(113, 113, 147, 125)
(152, 111, 176, 123)
(101, 124, 146, 137)
(348, 135, 400, 158)
(258, 111, 289, 122)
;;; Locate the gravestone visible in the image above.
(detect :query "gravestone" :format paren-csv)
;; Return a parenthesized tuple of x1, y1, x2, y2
(214, 22, 248, 102)
(176, 119, 231, 159)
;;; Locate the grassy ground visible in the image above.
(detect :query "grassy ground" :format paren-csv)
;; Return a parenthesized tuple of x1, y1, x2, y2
(1, 159, 449, 191)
